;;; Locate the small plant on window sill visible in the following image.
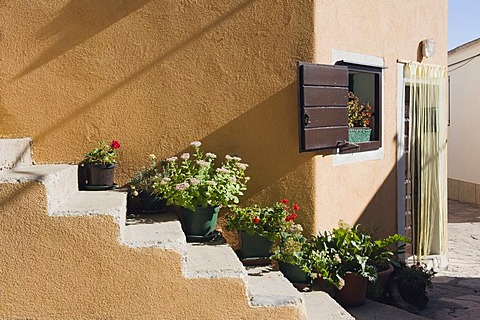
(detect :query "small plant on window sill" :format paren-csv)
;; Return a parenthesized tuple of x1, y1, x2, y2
(347, 92, 373, 128)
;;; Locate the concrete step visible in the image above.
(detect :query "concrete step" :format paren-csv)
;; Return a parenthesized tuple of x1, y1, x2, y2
(303, 291, 354, 320)
(185, 243, 246, 280)
(0, 138, 32, 170)
(54, 190, 127, 238)
(246, 266, 303, 307)
(0, 164, 79, 212)
(123, 213, 186, 254)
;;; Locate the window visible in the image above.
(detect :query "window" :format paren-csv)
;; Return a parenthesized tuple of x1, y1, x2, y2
(337, 62, 382, 153)
(297, 56, 383, 156)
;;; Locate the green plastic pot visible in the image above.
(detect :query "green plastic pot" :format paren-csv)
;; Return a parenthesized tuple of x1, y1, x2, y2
(240, 232, 272, 259)
(278, 261, 311, 284)
(180, 206, 219, 237)
(348, 127, 372, 143)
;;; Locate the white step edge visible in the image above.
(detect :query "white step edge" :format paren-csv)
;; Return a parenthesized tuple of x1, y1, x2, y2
(184, 243, 247, 281)
(0, 138, 32, 170)
(246, 266, 304, 307)
(0, 164, 78, 212)
(122, 213, 187, 258)
(303, 291, 354, 320)
(54, 190, 127, 240)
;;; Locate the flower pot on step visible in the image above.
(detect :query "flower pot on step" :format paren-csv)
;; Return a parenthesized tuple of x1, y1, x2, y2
(240, 232, 272, 259)
(85, 163, 116, 188)
(180, 206, 219, 237)
(278, 261, 311, 285)
(335, 272, 368, 307)
(367, 263, 394, 302)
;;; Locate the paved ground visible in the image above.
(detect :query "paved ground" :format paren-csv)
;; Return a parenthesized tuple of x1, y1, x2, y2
(347, 200, 480, 319)
(417, 200, 480, 319)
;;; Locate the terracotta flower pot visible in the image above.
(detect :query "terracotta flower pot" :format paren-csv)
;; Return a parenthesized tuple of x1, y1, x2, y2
(367, 263, 394, 302)
(335, 272, 368, 307)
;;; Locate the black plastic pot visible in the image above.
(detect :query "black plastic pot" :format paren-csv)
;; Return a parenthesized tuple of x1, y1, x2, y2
(85, 163, 116, 187)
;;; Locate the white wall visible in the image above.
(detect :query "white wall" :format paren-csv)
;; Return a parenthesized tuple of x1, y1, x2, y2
(448, 41, 480, 184)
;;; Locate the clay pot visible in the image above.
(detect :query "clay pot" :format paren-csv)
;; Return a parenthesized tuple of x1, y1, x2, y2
(335, 272, 368, 307)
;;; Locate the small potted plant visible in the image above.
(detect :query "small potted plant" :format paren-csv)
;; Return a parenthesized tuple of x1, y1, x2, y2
(128, 154, 166, 213)
(82, 140, 120, 189)
(153, 141, 249, 239)
(347, 91, 373, 143)
(225, 199, 300, 260)
(389, 261, 436, 311)
(270, 226, 312, 286)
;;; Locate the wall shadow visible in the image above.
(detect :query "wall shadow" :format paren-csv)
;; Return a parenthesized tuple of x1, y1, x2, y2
(9, 0, 258, 166)
(16, 0, 152, 78)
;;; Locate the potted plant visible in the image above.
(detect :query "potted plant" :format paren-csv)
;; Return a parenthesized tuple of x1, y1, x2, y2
(270, 227, 312, 286)
(347, 91, 373, 143)
(389, 261, 436, 311)
(153, 141, 249, 239)
(309, 222, 378, 306)
(128, 154, 166, 213)
(225, 199, 300, 259)
(82, 140, 120, 189)
(366, 233, 410, 302)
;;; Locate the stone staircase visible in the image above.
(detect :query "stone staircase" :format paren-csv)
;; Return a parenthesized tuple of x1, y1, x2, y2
(0, 138, 351, 319)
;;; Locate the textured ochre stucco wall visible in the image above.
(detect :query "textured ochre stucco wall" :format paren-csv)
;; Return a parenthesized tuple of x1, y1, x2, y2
(312, 0, 448, 238)
(0, 182, 304, 319)
(0, 0, 317, 235)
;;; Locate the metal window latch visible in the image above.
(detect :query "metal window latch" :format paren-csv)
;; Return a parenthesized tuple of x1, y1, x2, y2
(337, 140, 360, 150)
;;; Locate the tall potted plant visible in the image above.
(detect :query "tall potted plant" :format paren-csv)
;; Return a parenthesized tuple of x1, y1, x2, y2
(225, 199, 300, 259)
(348, 92, 373, 143)
(153, 141, 249, 239)
(128, 154, 166, 213)
(82, 140, 120, 189)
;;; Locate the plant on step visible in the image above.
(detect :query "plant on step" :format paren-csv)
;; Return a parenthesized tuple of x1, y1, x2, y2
(225, 199, 300, 241)
(270, 227, 311, 271)
(127, 154, 166, 212)
(390, 261, 436, 310)
(83, 140, 121, 165)
(152, 141, 249, 211)
(309, 222, 378, 289)
(128, 154, 162, 198)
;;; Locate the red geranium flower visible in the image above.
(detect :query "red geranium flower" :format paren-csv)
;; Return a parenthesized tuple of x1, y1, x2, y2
(293, 204, 300, 211)
(280, 198, 288, 204)
(110, 140, 121, 149)
(253, 216, 260, 225)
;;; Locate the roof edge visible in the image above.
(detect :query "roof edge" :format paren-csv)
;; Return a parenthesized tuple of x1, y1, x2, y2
(449, 37, 480, 55)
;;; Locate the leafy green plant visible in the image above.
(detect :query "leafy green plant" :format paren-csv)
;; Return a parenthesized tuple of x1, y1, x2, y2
(153, 141, 249, 211)
(348, 92, 373, 128)
(270, 228, 311, 272)
(308, 222, 409, 290)
(225, 199, 300, 241)
(83, 140, 120, 165)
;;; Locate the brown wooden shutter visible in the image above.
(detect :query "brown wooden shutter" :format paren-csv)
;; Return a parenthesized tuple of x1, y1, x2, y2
(298, 62, 349, 152)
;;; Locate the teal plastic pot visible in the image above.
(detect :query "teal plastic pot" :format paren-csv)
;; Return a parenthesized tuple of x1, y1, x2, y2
(181, 206, 219, 236)
(240, 232, 272, 259)
(278, 261, 311, 284)
(348, 127, 372, 143)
